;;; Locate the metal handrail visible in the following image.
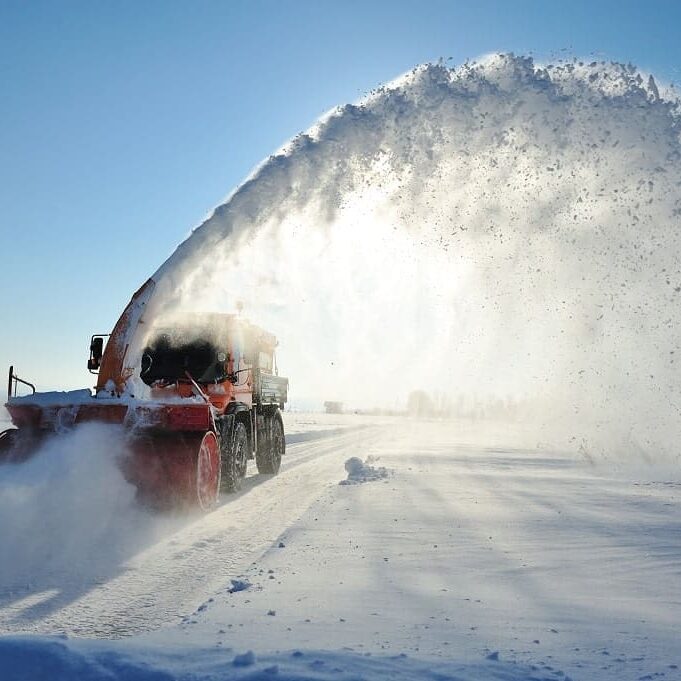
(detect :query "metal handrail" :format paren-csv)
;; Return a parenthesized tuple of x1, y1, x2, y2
(7, 366, 36, 401)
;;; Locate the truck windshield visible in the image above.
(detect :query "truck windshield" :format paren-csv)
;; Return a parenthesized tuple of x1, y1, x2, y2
(140, 333, 227, 385)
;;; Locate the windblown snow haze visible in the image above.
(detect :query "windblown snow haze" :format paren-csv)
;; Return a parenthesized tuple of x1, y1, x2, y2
(139, 55, 681, 462)
(0, 424, 171, 587)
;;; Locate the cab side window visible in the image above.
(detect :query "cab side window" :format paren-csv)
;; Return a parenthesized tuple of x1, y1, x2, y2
(258, 351, 273, 373)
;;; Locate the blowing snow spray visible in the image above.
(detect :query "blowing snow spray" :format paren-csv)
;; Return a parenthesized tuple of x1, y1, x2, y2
(143, 55, 681, 463)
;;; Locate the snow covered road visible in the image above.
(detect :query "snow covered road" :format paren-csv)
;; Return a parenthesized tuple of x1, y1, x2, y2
(0, 417, 380, 638)
(138, 419, 680, 680)
(1, 415, 680, 680)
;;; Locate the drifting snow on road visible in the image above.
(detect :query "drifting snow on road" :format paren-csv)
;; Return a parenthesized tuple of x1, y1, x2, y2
(169, 419, 680, 681)
(1, 416, 680, 680)
(0, 424, 152, 586)
(0, 416, 378, 638)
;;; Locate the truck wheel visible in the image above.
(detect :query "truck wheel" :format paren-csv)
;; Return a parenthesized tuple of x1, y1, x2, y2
(195, 431, 221, 510)
(127, 432, 221, 511)
(0, 429, 18, 463)
(0, 428, 40, 464)
(236, 443, 248, 479)
(222, 421, 248, 492)
(256, 412, 284, 475)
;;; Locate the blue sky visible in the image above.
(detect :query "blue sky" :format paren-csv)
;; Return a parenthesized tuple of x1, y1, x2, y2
(2, 0, 681, 390)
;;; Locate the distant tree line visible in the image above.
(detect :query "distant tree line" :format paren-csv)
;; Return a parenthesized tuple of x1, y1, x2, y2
(406, 390, 523, 420)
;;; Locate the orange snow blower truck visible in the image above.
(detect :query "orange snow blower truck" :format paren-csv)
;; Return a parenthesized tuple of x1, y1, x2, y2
(1, 279, 288, 510)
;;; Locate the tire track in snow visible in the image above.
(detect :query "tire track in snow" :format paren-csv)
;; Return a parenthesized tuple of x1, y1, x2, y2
(0, 425, 381, 638)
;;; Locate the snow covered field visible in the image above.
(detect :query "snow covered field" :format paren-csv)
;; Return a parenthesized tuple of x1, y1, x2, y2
(1, 414, 679, 680)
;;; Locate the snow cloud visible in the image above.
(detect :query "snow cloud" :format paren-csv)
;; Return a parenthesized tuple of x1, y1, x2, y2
(132, 54, 680, 461)
(0, 424, 171, 591)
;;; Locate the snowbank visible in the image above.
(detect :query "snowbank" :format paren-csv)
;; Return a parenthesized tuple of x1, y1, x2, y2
(0, 635, 565, 681)
(340, 456, 389, 484)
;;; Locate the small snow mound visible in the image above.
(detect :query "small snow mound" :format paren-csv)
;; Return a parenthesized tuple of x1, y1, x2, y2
(228, 578, 251, 593)
(233, 650, 256, 667)
(340, 457, 390, 485)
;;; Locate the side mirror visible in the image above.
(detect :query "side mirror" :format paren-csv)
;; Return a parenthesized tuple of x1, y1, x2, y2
(87, 335, 108, 372)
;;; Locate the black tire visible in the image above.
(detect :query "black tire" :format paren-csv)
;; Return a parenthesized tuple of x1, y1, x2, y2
(256, 411, 284, 475)
(0, 429, 18, 463)
(0, 428, 40, 464)
(192, 431, 221, 511)
(236, 441, 248, 480)
(222, 421, 248, 492)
